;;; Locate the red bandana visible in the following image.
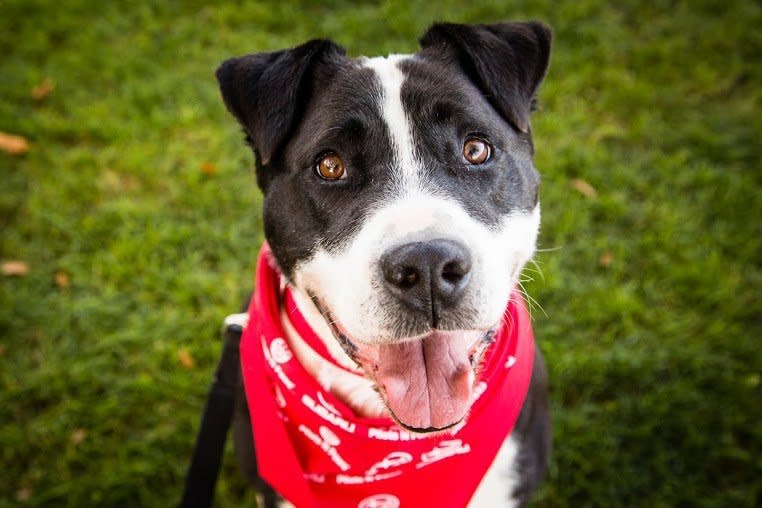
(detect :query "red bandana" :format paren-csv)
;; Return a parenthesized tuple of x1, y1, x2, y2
(240, 244, 535, 508)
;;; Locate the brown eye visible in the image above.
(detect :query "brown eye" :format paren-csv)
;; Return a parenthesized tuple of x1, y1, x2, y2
(316, 153, 346, 180)
(463, 137, 491, 165)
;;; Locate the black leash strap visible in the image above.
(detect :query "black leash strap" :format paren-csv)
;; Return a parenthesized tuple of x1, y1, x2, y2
(179, 320, 244, 508)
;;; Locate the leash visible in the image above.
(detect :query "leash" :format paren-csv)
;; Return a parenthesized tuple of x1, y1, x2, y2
(179, 313, 248, 508)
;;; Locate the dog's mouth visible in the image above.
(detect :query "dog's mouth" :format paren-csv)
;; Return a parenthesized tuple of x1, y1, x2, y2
(312, 298, 496, 433)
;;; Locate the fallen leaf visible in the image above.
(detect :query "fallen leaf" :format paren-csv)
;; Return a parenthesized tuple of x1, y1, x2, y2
(97, 169, 140, 193)
(178, 348, 195, 369)
(571, 178, 598, 199)
(2, 260, 29, 276)
(0, 345, 6, 357)
(32, 78, 54, 100)
(200, 161, 217, 175)
(0, 132, 30, 154)
(98, 169, 122, 192)
(16, 487, 32, 501)
(599, 251, 613, 267)
(70, 428, 87, 445)
(55, 271, 70, 288)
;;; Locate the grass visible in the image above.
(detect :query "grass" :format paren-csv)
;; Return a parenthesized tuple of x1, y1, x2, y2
(1, 0, 760, 506)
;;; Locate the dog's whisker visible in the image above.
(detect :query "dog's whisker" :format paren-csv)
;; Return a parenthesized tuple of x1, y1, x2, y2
(516, 281, 548, 320)
(535, 245, 563, 253)
(524, 259, 546, 281)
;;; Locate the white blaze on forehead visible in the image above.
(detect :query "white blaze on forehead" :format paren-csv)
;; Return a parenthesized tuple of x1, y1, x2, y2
(362, 54, 423, 194)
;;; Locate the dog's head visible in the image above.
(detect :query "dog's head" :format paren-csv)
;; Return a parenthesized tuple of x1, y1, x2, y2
(217, 22, 551, 432)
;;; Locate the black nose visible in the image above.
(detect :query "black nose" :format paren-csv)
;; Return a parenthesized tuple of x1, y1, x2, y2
(381, 239, 472, 321)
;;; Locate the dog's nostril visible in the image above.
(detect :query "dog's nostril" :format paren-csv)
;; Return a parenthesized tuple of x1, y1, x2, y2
(442, 261, 466, 284)
(385, 263, 422, 290)
(399, 267, 419, 288)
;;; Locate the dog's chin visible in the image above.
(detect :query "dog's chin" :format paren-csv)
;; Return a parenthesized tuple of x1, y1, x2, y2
(316, 303, 497, 433)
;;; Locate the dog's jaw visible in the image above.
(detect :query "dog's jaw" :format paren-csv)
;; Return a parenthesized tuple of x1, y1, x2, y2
(283, 289, 389, 418)
(284, 286, 498, 431)
(288, 284, 362, 372)
(287, 282, 503, 430)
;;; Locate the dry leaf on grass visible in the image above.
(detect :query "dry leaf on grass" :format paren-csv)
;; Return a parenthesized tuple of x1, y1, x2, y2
(200, 161, 217, 175)
(16, 487, 32, 502)
(599, 251, 614, 267)
(2, 260, 30, 276)
(98, 169, 140, 193)
(55, 271, 70, 288)
(0, 132, 30, 154)
(32, 78, 55, 100)
(571, 178, 598, 199)
(178, 348, 195, 369)
(70, 428, 87, 445)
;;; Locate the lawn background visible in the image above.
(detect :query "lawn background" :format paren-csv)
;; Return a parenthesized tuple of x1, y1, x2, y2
(1, 0, 760, 506)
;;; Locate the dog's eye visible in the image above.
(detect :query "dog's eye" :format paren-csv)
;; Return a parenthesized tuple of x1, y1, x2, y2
(463, 137, 491, 165)
(316, 153, 346, 181)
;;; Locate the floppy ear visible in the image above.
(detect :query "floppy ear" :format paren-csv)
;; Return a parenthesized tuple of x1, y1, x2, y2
(216, 39, 346, 165)
(419, 21, 552, 133)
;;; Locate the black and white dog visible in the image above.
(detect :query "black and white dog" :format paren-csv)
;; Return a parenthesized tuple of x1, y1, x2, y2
(217, 21, 552, 507)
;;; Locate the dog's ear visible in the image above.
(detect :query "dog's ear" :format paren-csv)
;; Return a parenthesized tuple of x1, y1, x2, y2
(419, 22, 551, 133)
(216, 39, 346, 165)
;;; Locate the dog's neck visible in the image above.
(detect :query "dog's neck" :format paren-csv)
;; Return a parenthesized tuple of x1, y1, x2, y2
(281, 285, 388, 418)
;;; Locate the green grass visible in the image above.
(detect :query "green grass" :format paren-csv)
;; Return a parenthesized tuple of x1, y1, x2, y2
(1, 0, 760, 506)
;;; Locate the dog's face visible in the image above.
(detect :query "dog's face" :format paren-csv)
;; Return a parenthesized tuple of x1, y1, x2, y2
(217, 22, 551, 432)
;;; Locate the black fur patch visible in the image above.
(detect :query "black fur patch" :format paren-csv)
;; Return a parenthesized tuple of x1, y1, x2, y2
(419, 22, 552, 133)
(399, 54, 541, 228)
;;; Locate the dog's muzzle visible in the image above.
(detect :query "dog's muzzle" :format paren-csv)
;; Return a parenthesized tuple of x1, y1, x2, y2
(380, 238, 472, 327)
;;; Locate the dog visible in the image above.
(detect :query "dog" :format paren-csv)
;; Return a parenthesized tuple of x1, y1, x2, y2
(216, 21, 552, 508)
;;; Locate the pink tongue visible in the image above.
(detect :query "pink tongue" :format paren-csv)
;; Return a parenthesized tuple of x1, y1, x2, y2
(376, 331, 477, 430)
